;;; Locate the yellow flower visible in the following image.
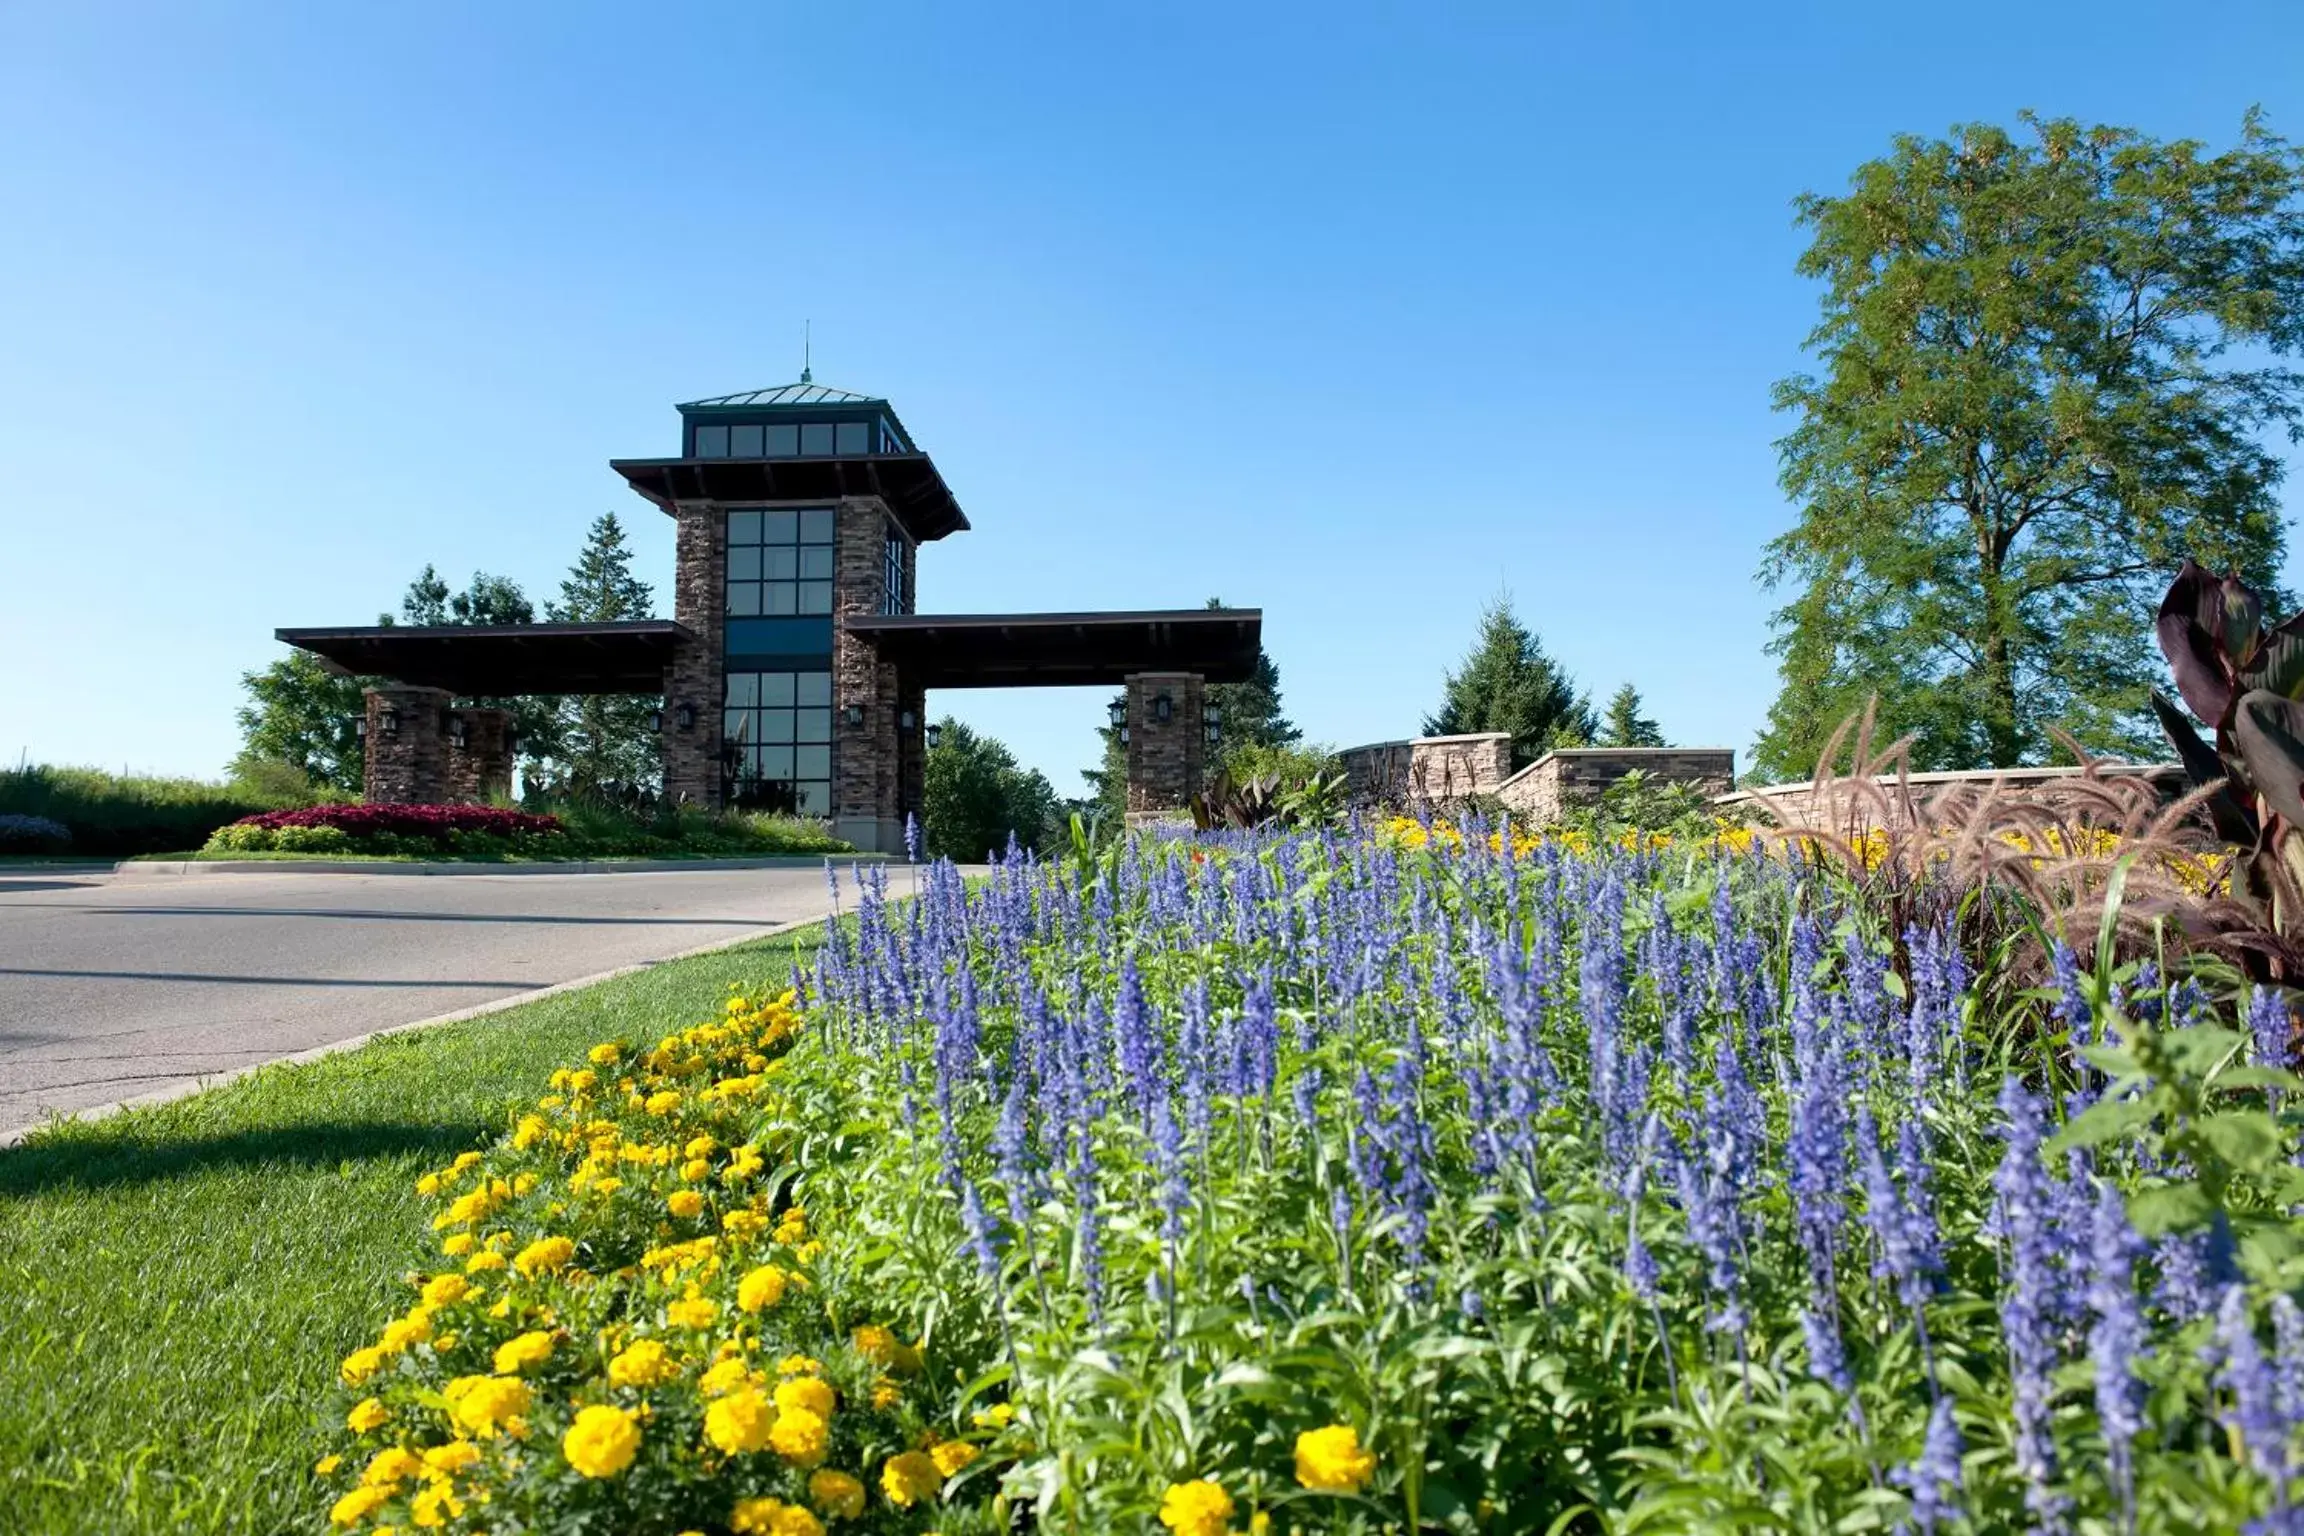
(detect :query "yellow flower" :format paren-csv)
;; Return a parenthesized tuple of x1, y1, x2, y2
(464, 1250, 508, 1274)
(929, 1438, 977, 1478)
(588, 1041, 622, 1065)
(513, 1235, 575, 1277)
(346, 1397, 392, 1433)
(778, 1354, 824, 1377)
(362, 1446, 424, 1487)
(420, 1273, 470, 1308)
(1294, 1423, 1377, 1492)
(645, 1089, 682, 1116)
(314, 1453, 343, 1476)
(443, 1373, 532, 1439)
(775, 1375, 835, 1420)
(880, 1449, 942, 1506)
(415, 1173, 441, 1198)
(568, 1069, 599, 1094)
(1160, 1479, 1236, 1536)
(441, 1233, 476, 1257)
(870, 1377, 901, 1410)
(698, 1356, 758, 1398)
(682, 1157, 713, 1183)
(668, 1295, 718, 1329)
(377, 1307, 435, 1353)
(808, 1468, 866, 1520)
(608, 1338, 681, 1388)
(410, 1479, 465, 1528)
(738, 1266, 789, 1312)
(852, 1325, 897, 1365)
(340, 1346, 387, 1386)
(704, 1387, 775, 1454)
(684, 1134, 717, 1157)
(1250, 1512, 1272, 1535)
(493, 1330, 555, 1375)
(329, 1484, 395, 1527)
(421, 1440, 482, 1475)
(563, 1403, 642, 1478)
(731, 1497, 825, 1536)
(770, 1406, 829, 1466)
(971, 1402, 1015, 1429)
(668, 1190, 705, 1220)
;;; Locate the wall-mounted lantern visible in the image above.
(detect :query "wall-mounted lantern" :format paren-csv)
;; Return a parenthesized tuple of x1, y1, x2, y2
(843, 704, 865, 728)
(1153, 693, 1174, 724)
(1120, 727, 1132, 745)
(675, 702, 696, 731)
(648, 707, 664, 733)
(1107, 699, 1126, 728)
(925, 723, 943, 750)
(379, 706, 401, 738)
(1204, 703, 1222, 745)
(354, 717, 367, 739)
(448, 717, 468, 749)
(899, 708, 917, 730)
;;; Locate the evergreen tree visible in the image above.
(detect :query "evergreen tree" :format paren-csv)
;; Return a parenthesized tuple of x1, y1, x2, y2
(1424, 596, 1594, 767)
(1756, 112, 2304, 777)
(1598, 684, 1666, 747)
(543, 513, 659, 793)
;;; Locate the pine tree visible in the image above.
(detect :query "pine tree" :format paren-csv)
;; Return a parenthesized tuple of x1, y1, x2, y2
(543, 513, 658, 793)
(1423, 597, 1594, 767)
(1203, 596, 1300, 754)
(1598, 684, 1666, 747)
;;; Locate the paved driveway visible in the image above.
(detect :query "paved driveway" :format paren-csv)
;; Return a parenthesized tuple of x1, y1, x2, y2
(0, 864, 852, 1139)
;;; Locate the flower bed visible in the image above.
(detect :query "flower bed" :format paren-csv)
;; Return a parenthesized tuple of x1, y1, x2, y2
(206, 803, 567, 856)
(317, 833, 2304, 1533)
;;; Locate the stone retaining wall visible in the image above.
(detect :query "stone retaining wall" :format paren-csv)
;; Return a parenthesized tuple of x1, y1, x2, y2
(1337, 733, 1512, 807)
(1497, 748, 1736, 825)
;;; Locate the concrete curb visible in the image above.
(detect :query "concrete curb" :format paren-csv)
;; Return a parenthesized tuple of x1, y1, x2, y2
(113, 854, 889, 878)
(0, 918, 820, 1149)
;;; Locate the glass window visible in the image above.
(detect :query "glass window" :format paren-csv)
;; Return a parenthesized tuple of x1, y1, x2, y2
(765, 547, 797, 580)
(799, 508, 834, 543)
(882, 532, 906, 615)
(795, 744, 831, 782)
(729, 546, 762, 581)
(766, 424, 798, 457)
(796, 708, 830, 743)
(798, 581, 832, 615)
(799, 546, 834, 580)
(723, 667, 834, 818)
(760, 708, 795, 744)
(695, 425, 729, 458)
(835, 421, 868, 454)
(758, 673, 795, 707)
(797, 672, 830, 707)
(766, 584, 798, 616)
(758, 746, 796, 780)
(728, 510, 762, 545)
(800, 422, 834, 456)
(730, 424, 764, 457)
(763, 509, 799, 544)
(722, 709, 749, 741)
(725, 673, 758, 707)
(726, 583, 762, 617)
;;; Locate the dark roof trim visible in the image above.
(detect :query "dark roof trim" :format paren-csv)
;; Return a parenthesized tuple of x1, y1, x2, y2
(842, 609, 1263, 689)
(609, 453, 968, 543)
(275, 621, 689, 697)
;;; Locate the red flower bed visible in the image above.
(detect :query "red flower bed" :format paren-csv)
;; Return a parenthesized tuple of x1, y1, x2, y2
(232, 804, 564, 841)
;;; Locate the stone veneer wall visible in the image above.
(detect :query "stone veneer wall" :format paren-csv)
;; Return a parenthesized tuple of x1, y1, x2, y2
(443, 707, 515, 803)
(832, 496, 906, 854)
(1337, 733, 1513, 807)
(1714, 763, 2189, 833)
(1496, 748, 1737, 825)
(1125, 672, 1206, 824)
(363, 685, 452, 803)
(661, 500, 725, 808)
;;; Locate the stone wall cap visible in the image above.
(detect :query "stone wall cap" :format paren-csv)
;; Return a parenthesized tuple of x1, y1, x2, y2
(1717, 761, 2183, 805)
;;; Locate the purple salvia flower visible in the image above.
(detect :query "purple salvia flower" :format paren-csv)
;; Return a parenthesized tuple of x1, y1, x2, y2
(2214, 1285, 2294, 1510)
(1348, 1070, 1386, 1198)
(904, 811, 921, 863)
(2086, 1183, 2149, 1524)
(1894, 1396, 1964, 1535)
(959, 1180, 1002, 1281)
(1992, 1076, 2073, 1534)
(2254, 986, 2293, 1072)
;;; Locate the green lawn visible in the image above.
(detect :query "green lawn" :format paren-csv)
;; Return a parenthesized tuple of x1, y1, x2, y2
(0, 921, 829, 1536)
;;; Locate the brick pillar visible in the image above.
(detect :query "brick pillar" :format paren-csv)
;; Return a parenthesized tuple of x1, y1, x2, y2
(444, 707, 514, 804)
(1124, 671, 1205, 826)
(661, 499, 724, 808)
(833, 496, 901, 853)
(363, 685, 452, 804)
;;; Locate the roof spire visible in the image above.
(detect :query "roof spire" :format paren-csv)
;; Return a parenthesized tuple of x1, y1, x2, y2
(800, 319, 812, 385)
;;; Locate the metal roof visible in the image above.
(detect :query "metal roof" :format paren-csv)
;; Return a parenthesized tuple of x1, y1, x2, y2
(610, 453, 968, 542)
(275, 622, 689, 696)
(842, 609, 1262, 688)
(677, 382, 885, 410)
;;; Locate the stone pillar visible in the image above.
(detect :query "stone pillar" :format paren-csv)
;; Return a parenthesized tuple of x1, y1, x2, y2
(833, 496, 902, 853)
(444, 707, 515, 804)
(363, 685, 452, 804)
(1124, 671, 1206, 827)
(661, 499, 724, 808)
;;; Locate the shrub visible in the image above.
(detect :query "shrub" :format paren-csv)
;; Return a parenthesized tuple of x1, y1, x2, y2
(272, 824, 353, 854)
(0, 813, 72, 853)
(235, 803, 567, 842)
(0, 763, 312, 855)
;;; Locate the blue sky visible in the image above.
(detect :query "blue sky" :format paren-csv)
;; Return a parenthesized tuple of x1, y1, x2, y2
(3, 2, 2301, 793)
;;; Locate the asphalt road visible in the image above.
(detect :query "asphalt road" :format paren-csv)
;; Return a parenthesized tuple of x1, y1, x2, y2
(0, 864, 853, 1140)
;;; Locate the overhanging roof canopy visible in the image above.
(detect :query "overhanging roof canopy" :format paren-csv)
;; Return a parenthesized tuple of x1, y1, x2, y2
(275, 622, 688, 696)
(610, 454, 968, 543)
(843, 610, 1262, 688)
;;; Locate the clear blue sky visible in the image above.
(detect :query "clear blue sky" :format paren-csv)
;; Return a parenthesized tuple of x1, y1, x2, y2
(4, 2, 2301, 793)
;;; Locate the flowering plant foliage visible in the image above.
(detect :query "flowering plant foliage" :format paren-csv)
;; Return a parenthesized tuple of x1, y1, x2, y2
(223, 802, 564, 846)
(321, 829, 2304, 1533)
(0, 812, 71, 852)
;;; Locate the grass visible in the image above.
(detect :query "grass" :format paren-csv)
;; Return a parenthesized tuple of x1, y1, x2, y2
(0, 919, 832, 1536)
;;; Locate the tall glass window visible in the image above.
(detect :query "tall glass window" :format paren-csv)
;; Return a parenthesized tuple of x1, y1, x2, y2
(880, 528, 906, 615)
(722, 669, 833, 817)
(726, 507, 835, 618)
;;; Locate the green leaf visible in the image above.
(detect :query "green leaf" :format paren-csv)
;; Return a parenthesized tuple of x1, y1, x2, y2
(2165, 1026, 2248, 1077)
(2048, 1095, 2157, 1153)
(2128, 1184, 2215, 1236)
(2198, 1109, 2284, 1171)
(2210, 1065, 2304, 1094)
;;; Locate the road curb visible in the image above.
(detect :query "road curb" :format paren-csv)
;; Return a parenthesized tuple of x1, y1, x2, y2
(112, 854, 889, 878)
(0, 918, 820, 1148)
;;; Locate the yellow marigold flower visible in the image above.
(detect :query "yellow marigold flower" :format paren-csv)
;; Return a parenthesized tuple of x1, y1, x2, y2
(684, 1134, 717, 1157)
(464, 1250, 508, 1275)
(704, 1386, 775, 1454)
(608, 1338, 681, 1387)
(440, 1232, 476, 1257)
(362, 1445, 424, 1487)
(870, 1377, 901, 1410)
(588, 1041, 622, 1065)
(568, 1069, 598, 1094)
(731, 1496, 825, 1536)
(646, 1090, 682, 1116)
(929, 1438, 977, 1477)
(340, 1346, 387, 1386)
(852, 1325, 897, 1365)
(668, 1190, 706, 1220)
(1294, 1424, 1377, 1492)
(1160, 1479, 1236, 1536)
(513, 1236, 575, 1277)
(420, 1273, 470, 1308)
(880, 1449, 942, 1507)
(410, 1478, 465, 1528)
(512, 1171, 539, 1195)
(563, 1403, 642, 1478)
(774, 1375, 835, 1420)
(443, 1373, 532, 1439)
(972, 1402, 1016, 1429)
(329, 1484, 395, 1527)
(452, 1152, 483, 1172)
(667, 1295, 718, 1329)
(808, 1468, 866, 1520)
(778, 1353, 824, 1376)
(737, 1265, 789, 1313)
(415, 1172, 442, 1198)
(1250, 1513, 1272, 1536)
(724, 1209, 767, 1235)
(314, 1453, 343, 1476)
(421, 1440, 481, 1475)
(378, 1308, 434, 1354)
(770, 1406, 829, 1466)
(682, 1157, 713, 1183)
(493, 1330, 555, 1375)
(698, 1355, 759, 1398)
(512, 1114, 549, 1150)
(346, 1397, 391, 1433)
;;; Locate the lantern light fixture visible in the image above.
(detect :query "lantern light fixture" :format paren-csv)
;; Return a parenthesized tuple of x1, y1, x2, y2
(1205, 704, 1223, 728)
(1107, 699, 1126, 728)
(354, 717, 367, 739)
(899, 708, 916, 730)
(1120, 726, 1132, 745)
(925, 723, 943, 750)
(379, 707, 401, 738)
(448, 717, 468, 749)
(675, 702, 696, 731)
(1152, 693, 1174, 724)
(843, 704, 865, 728)
(647, 707, 664, 733)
